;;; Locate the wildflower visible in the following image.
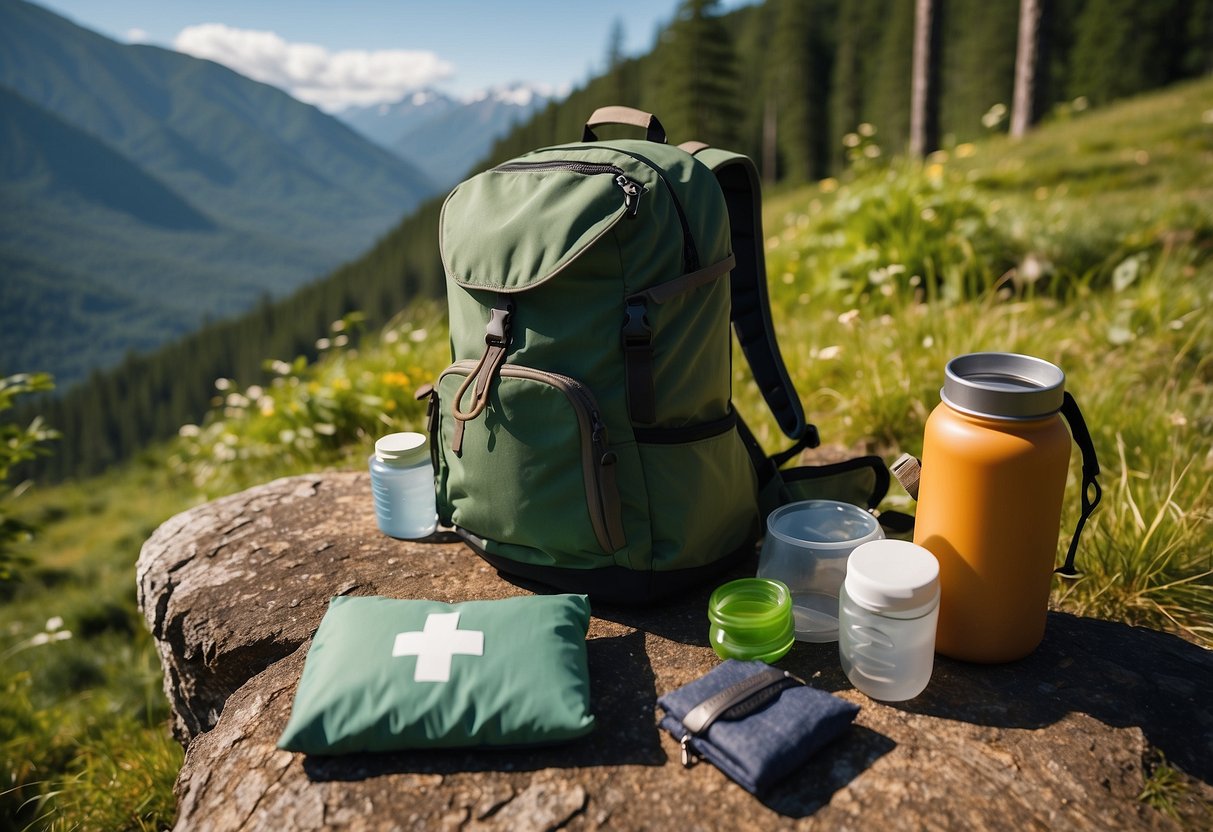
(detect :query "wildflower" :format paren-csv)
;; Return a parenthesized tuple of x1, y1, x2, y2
(842, 133, 860, 148)
(863, 144, 881, 159)
(246, 385, 263, 400)
(981, 103, 1007, 129)
(331, 319, 347, 333)
(782, 272, 795, 284)
(921, 207, 937, 222)
(955, 143, 977, 158)
(314, 423, 337, 436)
(922, 335, 935, 348)
(383, 330, 400, 343)
(926, 163, 944, 180)
(409, 329, 429, 343)
(270, 360, 292, 375)
(857, 123, 876, 137)
(46, 616, 63, 631)
(1202, 109, 1213, 125)
(179, 424, 201, 438)
(816, 345, 842, 360)
(382, 371, 411, 387)
(333, 334, 349, 347)
(819, 178, 839, 193)
(316, 337, 332, 350)
(279, 429, 297, 444)
(837, 309, 861, 326)
(214, 377, 232, 391)
(1134, 150, 1149, 166)
(1072, 96, 1089, 112)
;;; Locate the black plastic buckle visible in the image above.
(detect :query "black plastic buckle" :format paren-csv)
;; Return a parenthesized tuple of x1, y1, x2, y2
(622, 300, 652, 348)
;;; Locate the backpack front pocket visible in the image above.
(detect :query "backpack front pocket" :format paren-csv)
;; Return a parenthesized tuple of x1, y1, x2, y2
(437, 361, 627, 565)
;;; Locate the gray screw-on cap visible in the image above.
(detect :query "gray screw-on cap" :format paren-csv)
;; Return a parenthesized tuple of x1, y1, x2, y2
(941, 352, 1065, 420)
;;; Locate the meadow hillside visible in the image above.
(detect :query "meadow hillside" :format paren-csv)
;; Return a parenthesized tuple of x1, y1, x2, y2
(1, 78, 1211, 830)
(26, 0, 1213, 483)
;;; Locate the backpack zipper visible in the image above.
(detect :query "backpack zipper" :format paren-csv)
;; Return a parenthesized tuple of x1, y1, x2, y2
(492, 161, 643, 217)
(443, 360, 627, 554)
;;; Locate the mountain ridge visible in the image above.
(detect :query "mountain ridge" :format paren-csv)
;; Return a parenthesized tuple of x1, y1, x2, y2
(0, 0, 440, 387)
(337, 82, 553, 189)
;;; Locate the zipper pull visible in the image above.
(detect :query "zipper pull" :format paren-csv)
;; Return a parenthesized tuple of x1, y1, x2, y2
(680, 734, 698, 767)
(615, 174, 642, 217)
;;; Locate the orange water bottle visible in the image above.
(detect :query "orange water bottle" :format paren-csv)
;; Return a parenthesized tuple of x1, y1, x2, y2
(907, 353, 1101, 663)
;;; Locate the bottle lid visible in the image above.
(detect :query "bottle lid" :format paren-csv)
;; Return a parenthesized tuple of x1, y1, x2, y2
(374, 432, 429, 466)
(844, 540, 939, 616)
(941, 352, 1064, 420)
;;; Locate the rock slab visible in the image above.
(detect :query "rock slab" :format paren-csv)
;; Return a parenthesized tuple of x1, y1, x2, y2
(138, 473, 1213, 830)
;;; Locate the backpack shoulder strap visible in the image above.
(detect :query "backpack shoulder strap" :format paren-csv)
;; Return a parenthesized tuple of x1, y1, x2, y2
(685, 144, 817, 445)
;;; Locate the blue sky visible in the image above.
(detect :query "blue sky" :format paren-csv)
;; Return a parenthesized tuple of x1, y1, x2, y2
(36, 0, 754, 109)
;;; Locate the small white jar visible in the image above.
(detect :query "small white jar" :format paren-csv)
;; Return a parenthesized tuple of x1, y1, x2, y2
(838, 539, 940, 702)
(368, 432, 437, 540)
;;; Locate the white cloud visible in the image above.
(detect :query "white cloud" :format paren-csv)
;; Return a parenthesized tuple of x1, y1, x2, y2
(125, 27, 149, 43)
(172, 24, 455, 112)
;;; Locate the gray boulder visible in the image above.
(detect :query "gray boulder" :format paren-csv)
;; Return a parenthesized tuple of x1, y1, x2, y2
(138, 473, 1213, 830)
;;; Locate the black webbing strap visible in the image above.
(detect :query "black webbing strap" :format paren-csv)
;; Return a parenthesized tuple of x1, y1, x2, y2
(622, 298, 656, 424)
(1055, 392, 1102, 578)
(687, 147, 814, 445)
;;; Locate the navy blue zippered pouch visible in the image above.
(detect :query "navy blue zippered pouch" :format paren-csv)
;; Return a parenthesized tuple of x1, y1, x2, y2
(657, 659, 859, 795)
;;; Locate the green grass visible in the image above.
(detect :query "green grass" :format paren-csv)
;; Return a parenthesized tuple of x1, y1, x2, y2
(3, 78, 1213, 829)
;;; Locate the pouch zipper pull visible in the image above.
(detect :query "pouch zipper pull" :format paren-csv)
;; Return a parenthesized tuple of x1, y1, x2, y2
(615, 174, 642, 217)
(680, 734, 699, 768)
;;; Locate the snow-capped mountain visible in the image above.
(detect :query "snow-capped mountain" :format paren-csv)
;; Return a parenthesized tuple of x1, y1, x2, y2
(337, 82, 556, 190)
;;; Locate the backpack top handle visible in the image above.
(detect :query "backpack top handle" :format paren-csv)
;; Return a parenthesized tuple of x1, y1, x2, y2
(582, 106, 668, 144)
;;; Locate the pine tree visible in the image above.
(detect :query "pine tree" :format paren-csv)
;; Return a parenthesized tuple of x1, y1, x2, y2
(1068, 0, 1187, 105)
(909, 0, 939, 157)
(868, 0, 916, 157)
(939, 0, 1018, 142)
(829, 0, 888, 167)
(771, 0, 837, 181)
(656, 0, 742, 146)
(1011, 0, 1044, 137)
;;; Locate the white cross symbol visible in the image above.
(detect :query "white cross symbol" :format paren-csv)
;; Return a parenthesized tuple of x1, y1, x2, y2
(392, 611, 484, 683)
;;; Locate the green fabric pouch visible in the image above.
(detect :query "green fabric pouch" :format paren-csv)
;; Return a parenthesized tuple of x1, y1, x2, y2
(278, 594, 595, 754)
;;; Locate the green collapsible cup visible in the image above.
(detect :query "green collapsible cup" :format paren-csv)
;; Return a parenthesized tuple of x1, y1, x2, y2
(707, 578, 796, 663)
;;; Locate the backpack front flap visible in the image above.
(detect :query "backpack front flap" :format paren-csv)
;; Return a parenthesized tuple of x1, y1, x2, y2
(432, 137, 759, 602)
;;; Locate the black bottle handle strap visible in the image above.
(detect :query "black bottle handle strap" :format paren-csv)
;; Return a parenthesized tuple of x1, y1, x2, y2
(1056, 392, 1102, 578)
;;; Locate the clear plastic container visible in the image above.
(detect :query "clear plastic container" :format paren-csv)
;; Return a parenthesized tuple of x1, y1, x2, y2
(757, 500, 884, 642)
(368, 432, 437, 539)
(838, 539, 940, 702)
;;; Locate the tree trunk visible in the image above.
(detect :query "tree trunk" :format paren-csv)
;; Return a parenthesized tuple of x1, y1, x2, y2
(1011, 0, 1044, 138)
(909, 0, 936, 157)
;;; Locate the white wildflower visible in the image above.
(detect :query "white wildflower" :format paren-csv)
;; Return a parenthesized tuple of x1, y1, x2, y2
(409, 329, 429, 343)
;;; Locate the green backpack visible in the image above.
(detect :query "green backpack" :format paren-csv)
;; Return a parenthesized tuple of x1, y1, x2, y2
(424, 106, 890, 604)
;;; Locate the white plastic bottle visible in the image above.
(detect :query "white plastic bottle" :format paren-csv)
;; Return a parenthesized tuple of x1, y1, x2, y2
(838, 539, 940, 702)
(368, 432, 437, 539)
